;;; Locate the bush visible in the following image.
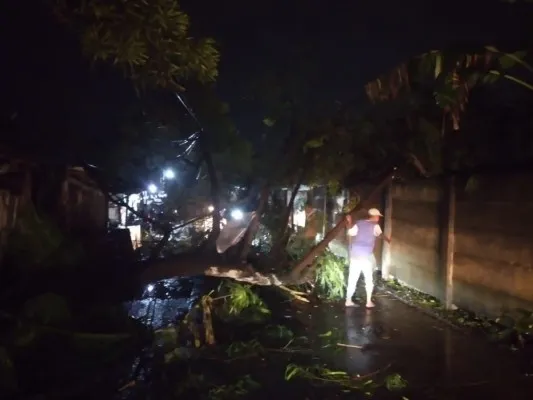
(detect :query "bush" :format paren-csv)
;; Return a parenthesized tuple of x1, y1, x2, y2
(313, 250, 346, 300)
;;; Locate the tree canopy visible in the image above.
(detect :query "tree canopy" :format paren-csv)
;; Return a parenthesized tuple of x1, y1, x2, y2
(53, 0, 219, 91)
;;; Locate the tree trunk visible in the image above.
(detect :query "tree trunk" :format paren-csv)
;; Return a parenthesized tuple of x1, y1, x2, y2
(271, 168, 306, 256)
(198, 131, 221, 244)
(289, 168, 396, 281)
(138, 253, 308, 303)
(239, 185, 270, 261)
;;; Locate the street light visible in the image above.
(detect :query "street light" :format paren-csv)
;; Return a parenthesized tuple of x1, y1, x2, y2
(163, 169, 175, 179)
(207, 205, 214, 212)
(230, 208, 244, 221)
(148, 183, 158, 193)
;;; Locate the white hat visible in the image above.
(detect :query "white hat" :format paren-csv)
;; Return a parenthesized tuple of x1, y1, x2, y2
(368, 208, 383, 217)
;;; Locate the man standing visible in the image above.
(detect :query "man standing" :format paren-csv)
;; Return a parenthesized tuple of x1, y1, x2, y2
(345, 208, 391, 308)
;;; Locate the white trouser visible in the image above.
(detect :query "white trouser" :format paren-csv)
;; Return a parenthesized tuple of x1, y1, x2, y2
(346, 255, 375, 301)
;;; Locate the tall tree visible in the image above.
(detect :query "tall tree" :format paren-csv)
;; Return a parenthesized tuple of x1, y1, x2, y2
(290, 46, 533, 280)
(52, 0, 219, 91)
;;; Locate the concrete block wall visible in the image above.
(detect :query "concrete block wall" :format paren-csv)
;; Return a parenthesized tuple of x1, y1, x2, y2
(389, 174, 533, 318)
(389, 182, 441, 299)
(453, 173, 533, 317)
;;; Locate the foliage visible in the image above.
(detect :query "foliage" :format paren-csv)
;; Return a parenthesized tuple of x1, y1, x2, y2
(22, 293, 72, 325)
(215, 281, 271, 323)
(145, 278, 408, 399)
(365, 46, 533, 131)
(53, 0, 219, 91)
(313, 250, 347, 300)
(285, 363, 407, 395)
(6, 203, 84, 270)
(181, 85, 255, 187)
(300, 118, 355, 192)
(496, 308, 533, 346)
(286, 232, 315, 261)
(384, 373, 409, 391)
(250, 223, 273, 253)
(208, 375, 260, 399)
(90, 97, 190, 185)
(0, 289, 147, 399)
(384, 279, 500, 334)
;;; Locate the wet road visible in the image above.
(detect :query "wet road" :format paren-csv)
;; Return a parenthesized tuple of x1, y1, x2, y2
(312, 292, 533, 399)
(125, 276, 215, 328)
(125, 278, 533, 399)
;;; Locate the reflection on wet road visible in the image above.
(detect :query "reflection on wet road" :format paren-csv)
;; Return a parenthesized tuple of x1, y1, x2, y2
(125, 276, 211, 328)
(123, 277, 533, 399)
(316, 292, 533, 399)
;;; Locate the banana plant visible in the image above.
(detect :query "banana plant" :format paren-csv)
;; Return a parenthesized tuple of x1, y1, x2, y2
(365, 46, 533, 132)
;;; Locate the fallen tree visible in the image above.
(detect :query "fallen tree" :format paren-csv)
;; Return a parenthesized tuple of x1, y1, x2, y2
(288, 167, 396, 281)
(288, 153, 430, 281)
(139, 252, 310, 303)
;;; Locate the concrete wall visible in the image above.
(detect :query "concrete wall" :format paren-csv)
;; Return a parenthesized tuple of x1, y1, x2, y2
(389, 182, 442, 299)
(388, 174, 533, 318)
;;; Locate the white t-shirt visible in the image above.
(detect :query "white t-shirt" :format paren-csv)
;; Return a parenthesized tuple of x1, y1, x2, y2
(347, 223, 382, 237)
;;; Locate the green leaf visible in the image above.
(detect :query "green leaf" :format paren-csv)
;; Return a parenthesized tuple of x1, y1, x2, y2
(305, 136, 326, 149)
(481, 73, 500, 85)
(284, 364, 301, 381)
(262, 117, 276, 127)
(384, 373, 408, 391)
(500, 51, 527, 69)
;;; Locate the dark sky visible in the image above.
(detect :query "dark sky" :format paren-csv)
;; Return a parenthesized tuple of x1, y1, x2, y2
(1, 0, 532, 159)
(181, 0, 533, 99)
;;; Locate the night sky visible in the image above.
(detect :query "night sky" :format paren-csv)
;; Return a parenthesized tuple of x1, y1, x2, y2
(181, 0, 532, 99)
(1, 0, 532, 161)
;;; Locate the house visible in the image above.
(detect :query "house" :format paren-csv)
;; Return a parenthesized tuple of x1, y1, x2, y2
(0, 150, 109, 262)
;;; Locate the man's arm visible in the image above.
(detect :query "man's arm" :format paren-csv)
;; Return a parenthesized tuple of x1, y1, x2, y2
(347, 224, 358, 236)
(345, 215, 358, 236)
(374, 224, 391, 243)
(374, 224, 390, 243)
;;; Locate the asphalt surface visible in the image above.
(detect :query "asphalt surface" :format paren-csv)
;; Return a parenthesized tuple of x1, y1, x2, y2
(126, 277, 533, 399)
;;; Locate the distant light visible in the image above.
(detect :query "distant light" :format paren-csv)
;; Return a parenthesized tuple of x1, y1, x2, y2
(231, 208, 243, 220)
(163, 169, 175, 179)
(147, 284, 154, 293)
(207, 205, 214, 212)
(148, 183, 158, 193)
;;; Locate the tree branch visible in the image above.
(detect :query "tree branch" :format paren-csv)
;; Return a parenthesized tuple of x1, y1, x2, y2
(238, 184, 270, 261)
(289, 167, 397, 280)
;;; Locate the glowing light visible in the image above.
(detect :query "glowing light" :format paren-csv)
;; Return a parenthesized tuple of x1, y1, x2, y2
(147, 284, 154, 293)
(148, 183, 158, 193)
(163, 169, 175, 179)
(230, 208, 243, 220)
(207, 205, 214, 212)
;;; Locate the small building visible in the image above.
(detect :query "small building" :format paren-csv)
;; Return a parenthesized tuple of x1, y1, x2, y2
(59, 166, 107, 235)
(0, 150, 109, 262)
